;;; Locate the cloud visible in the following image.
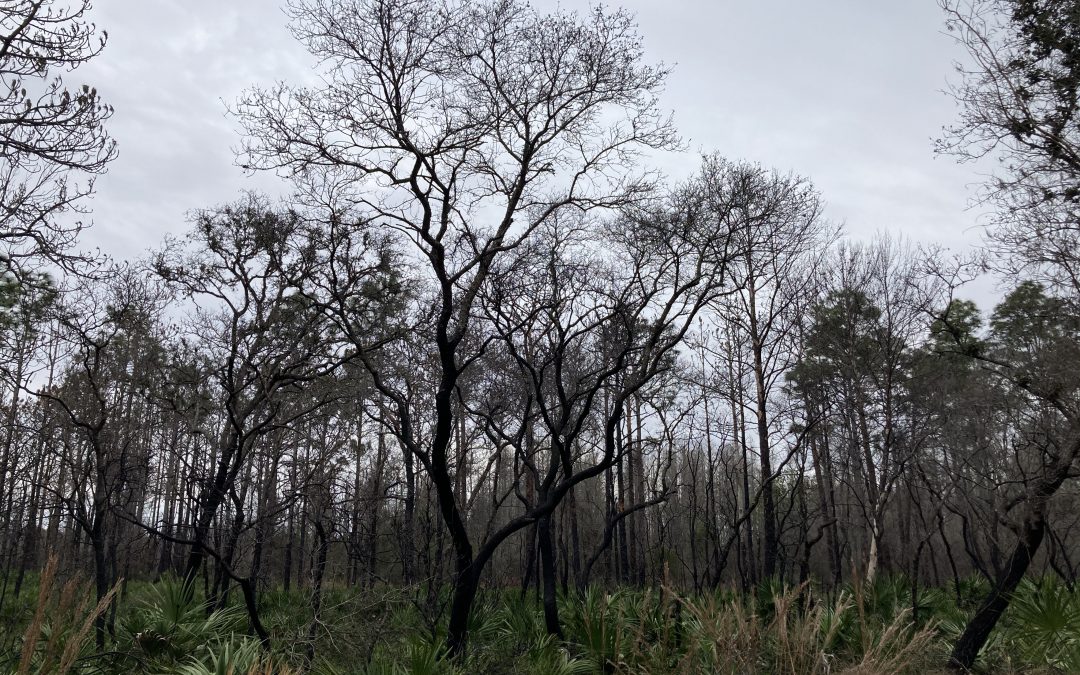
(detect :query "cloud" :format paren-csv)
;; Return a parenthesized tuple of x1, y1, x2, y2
(73, 0, 990, 289)
(77, 1, 308, 260)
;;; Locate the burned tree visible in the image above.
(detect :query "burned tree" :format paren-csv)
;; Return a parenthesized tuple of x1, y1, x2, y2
(235, 0, 678, 653)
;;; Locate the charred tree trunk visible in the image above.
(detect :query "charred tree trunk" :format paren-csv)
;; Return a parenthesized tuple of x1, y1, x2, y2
(537, 511, 562, 637)
(949, 511, 1046, 670)
(306, 519, 330, 666)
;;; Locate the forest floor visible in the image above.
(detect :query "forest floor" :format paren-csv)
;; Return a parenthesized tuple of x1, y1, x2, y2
(1, 570, 1077, 674)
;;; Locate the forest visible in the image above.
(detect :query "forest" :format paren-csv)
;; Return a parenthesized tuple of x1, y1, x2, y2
(2, 0, 1080, 673)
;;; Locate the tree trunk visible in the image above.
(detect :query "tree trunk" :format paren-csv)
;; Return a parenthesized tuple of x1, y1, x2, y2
(445, 558, 479, 656)
(91, 518, 109, 650)
(949, 512, 1046, 670)
(538, 512, 562, 637)
(305, 520, 329, 665)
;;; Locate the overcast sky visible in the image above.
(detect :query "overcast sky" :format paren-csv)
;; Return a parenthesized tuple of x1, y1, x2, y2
(76, 0, 994, 297)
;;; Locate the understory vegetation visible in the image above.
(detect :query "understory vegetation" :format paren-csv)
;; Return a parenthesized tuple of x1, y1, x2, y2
(4, 565, 1080, 674)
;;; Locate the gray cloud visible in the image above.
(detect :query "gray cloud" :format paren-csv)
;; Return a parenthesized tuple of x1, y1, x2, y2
(76, 0, 992, 293)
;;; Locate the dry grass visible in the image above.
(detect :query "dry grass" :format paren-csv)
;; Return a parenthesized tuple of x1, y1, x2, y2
(16, 555, 121, 675)
(567, 582, 941, 674)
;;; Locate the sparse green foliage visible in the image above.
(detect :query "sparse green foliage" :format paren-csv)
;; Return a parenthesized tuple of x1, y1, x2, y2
(118, 578, 249, 671)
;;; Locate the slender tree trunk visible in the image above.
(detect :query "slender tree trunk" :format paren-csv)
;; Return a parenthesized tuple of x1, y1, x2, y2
(745, 278, 778, 581)
(616, 418, 629, 583)
(239, 576, 270, 645)
(306, 519, 330, 665)
(402, 438, 416, 584)
(633, 400, 647, 584)
(283, 506, 294, 593)
(91, 517, 109, 650)
(752, 352, 776, 579)
(367, 432, 386, 587)
(567, 484, 582, 590)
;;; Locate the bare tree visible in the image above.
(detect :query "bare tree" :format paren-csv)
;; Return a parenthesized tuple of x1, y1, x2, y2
(474, 185, 740, 635)
(32, 267, 165, 648)
(234, 0, 677, 654)
(0, 0, 116, 276)
(940, 1, 1080, 668)
(705, 156, 833, 580)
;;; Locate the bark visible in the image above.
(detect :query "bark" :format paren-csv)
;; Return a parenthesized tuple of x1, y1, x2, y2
(91, 518, 109, 649)
(949, 431, 1079, 671)
(305, 519, 330, 665)
(750, 326, 778, 580)
(401, 438, 416, 584)
(948, 512, 1046, 670)
(537, 512, 562, 637)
